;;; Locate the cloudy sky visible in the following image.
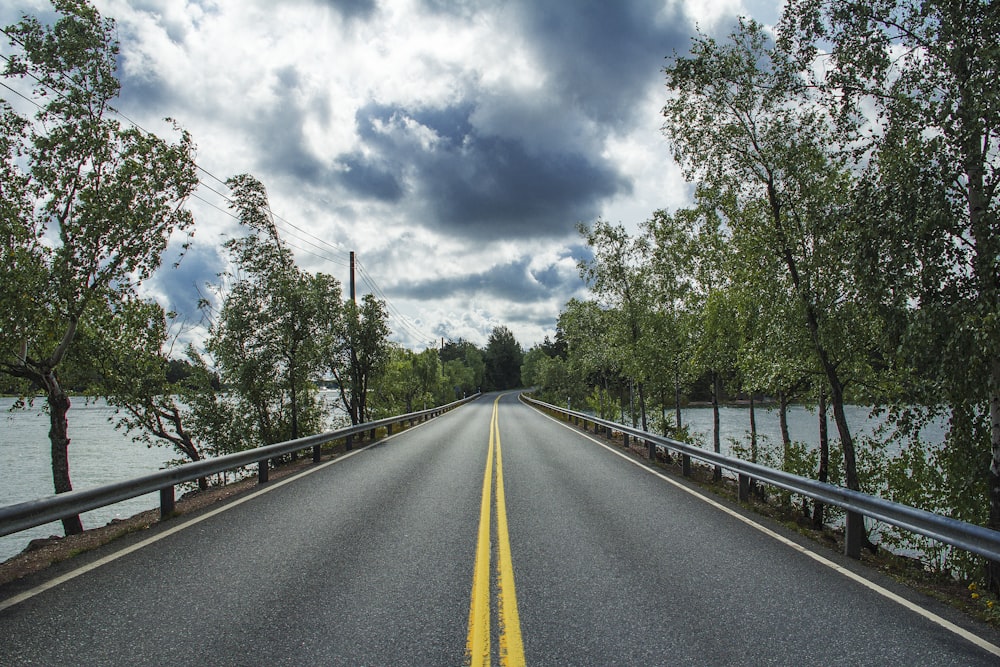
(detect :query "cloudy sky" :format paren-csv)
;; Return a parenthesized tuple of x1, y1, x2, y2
(3, 0, 783, 350)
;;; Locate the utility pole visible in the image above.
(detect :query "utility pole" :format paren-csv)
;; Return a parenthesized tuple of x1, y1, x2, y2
(349, 250, 356, 304)
(348, 250, 361, 426)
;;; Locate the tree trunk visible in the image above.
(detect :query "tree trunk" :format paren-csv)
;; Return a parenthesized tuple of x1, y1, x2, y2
(827, 374, 859, 491)
(660, 388, 673, 463)
(46, 377, 84, 535)
(957, 82, 1000, 592)
(638, 381, 648, 432)
(778, 390, 791, 461)
(988, 358, 1000, 591)
(765, 176, 860, 493)
(620, 384, 626, 424)
(629, 380, 636, 428)
(674, 369, 683, 431)
(712, 371, 722, 482)
(601, 376, 608, 420)
(814, 387, 829, 527)
(660, 389, 667, 433)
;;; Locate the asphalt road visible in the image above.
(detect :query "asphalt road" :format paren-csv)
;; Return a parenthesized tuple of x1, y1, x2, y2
(1, 392, 999, 665)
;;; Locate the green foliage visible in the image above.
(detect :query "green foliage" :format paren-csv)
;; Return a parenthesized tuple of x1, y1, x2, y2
(531, 354, 588, 410)
(371, 339, 485, 417)
(442, 358, 476, 398)
(535, 0, 999, 584)
(873, 405, 992, 578)
(441, 339, 485, 392)
(205, 174, 337, 447)
(779, 0, 1000, 586)
(520, 346, 549, 389)
(585, 385, 619, 422)
(483, 325, 523, 391)
(73, 298, 208, 464)
(0, 0, 197, 524)
(327, 293, 391, 424)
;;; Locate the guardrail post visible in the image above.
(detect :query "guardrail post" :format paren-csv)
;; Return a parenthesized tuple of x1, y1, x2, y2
(346, 434, 353, 451)
(160, 486, 175, 519)
(845, 511, 863, 559)
(388, 423, 394, 436)
(370, 427, 376, 440)
(623, 432, 630, 447)
(647, 441, 655, 460)
(258, 460, 269, 484)
(312, 444, 322, 463)
(738, 473, 750, 501)
(682, 453, 691, 477)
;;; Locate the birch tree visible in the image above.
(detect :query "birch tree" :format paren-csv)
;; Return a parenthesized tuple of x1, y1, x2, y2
(662, 19, 873, 505)
(0, 1, 197, 534)
(781, 0, 1000, 586)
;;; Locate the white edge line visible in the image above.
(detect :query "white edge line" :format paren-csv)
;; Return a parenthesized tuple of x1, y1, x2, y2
(0, 417, 432, 613)
(531, 404, 1000, 659)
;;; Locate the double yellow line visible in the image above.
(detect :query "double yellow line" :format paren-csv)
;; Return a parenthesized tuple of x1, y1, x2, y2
(466, 396, 525, 666)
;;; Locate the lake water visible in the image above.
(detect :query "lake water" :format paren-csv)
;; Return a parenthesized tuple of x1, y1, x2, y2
(672, 404, 947, 457)
(0, 397, 947, 563)
(0, 397, 176, 563)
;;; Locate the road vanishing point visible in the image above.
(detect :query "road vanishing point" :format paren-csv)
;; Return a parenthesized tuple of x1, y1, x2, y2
(2, 393, 1000, 665)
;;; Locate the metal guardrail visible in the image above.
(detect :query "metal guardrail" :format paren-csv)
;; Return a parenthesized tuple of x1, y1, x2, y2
(521, 394, 1000, 563)
(0, 394, 480, 540)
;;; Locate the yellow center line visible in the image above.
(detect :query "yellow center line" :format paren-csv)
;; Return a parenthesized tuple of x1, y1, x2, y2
(466, 406, 494, 666)
(465, 395, 526, 666)
(494, 399, 525, 665)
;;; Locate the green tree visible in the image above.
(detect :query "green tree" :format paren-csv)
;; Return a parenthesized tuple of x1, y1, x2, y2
(207, 174, 334, 448)
(75, 298, 207, 487)
(441, 339, 486, 392)
(577, 221, 654, 429)
(483, 325, 523, 390)
(520, 346, 550, 389)
(0, 1, 197, 534)
(373, 345, 420, 415)
(781, 0, 1000, 588)
(442, 357, 476, 399)
(662, 19, 875, 504)
(643, 208, 699, 433)
(685, 203, 739, 479)
(558, 298, 622, 420)
(329, 294, 391, 424)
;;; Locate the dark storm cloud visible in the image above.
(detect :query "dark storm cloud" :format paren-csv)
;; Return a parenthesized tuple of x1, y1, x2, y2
(336, 151, 404, 202)
(152, 243, 224, 319)
(116, 68, 174, 114)
(319, 0, 377, 21)
(328, 0, 694, 242)
(422, 132, 629, 237)
(253, 71, 331, 184)
(339, 102, 630, 239)
(512, 0, 690, 125)
(391, 255, 580, 303)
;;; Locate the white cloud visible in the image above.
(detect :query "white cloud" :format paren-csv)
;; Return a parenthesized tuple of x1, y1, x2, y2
(2, 0, 776, 350)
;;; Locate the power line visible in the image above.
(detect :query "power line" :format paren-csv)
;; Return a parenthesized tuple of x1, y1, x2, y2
(356, 259, 439, 347)
(2, 45, 353, 270)
(3, 29, 433, 347)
